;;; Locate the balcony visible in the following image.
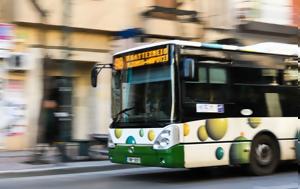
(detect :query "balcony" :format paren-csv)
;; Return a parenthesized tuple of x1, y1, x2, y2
(142, 6, 203, 39)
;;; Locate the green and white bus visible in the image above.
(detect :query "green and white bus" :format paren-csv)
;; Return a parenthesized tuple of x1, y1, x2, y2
(91, 40, 299, 175)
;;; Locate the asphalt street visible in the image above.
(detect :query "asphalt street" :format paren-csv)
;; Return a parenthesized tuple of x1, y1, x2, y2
(0, 164, 297, 189)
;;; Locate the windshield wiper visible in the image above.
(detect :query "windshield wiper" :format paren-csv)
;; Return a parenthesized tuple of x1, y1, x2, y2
(113, 106, 135, 123)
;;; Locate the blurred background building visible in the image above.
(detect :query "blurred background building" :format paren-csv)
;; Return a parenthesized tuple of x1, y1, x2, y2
(0, 0, 298, 154)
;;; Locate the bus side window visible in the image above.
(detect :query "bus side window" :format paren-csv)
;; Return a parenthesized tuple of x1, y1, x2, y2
(183, 64, 229, 103)
(261, 69, 279, 85)
(279, 87, 299, 117)
(265, 93, 282, 117)
(232, 67, 280, 85)
(197, 67, 207, 83)
(283, 65, 298, 86)
(234, 85, 268, 117)
(209, 67, 227, 84)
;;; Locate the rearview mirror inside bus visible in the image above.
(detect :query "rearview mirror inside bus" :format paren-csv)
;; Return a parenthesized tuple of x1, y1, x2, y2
(91, 67, 98, 87)
(183, 58, 195, 79)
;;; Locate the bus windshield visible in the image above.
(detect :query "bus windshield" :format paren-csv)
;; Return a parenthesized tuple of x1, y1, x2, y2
(112, 63, 173, 126)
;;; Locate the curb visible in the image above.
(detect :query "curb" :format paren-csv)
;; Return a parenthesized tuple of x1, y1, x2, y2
(0, 161, 139, 178)
(0, 152, 32, 158)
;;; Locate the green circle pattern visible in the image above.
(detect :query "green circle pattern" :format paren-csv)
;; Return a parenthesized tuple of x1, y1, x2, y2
(139, 129, 144, 137)
(215, 147, 224, 160)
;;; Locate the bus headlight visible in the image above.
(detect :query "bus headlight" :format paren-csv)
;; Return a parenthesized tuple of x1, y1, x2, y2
(153, 125, 179, 150)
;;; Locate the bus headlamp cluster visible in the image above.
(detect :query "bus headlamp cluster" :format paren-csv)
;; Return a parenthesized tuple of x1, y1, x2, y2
(153, 125, 179, 150)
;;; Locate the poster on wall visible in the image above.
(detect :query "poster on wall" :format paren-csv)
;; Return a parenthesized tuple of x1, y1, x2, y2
(0, 59, 5, 148)
(0, 24, 13, 50)
(2, 79, 27, 139)
(0, 23, 13, 148)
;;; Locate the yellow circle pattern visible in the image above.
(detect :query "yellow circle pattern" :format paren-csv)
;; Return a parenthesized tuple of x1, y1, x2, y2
(114, 129, 122, 139)
(248, 117, 261, 128)
(206, 119, 228, 140)
(198, 125, 208, 141)
(148, 130, 155, 141)
(183, 123, 190, 136)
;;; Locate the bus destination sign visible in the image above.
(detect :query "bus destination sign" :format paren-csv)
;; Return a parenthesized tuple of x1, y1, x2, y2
(114, 46, 169, 70)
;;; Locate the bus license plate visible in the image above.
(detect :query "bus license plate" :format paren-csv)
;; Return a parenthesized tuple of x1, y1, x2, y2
(126, 157, 141, 164)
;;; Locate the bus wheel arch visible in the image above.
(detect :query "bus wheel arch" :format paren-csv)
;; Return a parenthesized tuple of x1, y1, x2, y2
(249, 131, 280, 176)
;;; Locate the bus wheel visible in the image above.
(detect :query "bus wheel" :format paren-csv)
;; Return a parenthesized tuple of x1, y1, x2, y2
(249, 135, 280, 176)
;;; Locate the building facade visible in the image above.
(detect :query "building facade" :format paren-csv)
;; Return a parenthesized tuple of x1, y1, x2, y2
(0, 0, 204, 151)
(198, 0, 298, 45)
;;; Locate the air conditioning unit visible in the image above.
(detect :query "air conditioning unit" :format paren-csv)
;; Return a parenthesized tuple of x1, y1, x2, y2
(6, 53, 30, 71)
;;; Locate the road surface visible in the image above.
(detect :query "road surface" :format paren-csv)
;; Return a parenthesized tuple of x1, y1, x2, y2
(0, 164, 297, 189)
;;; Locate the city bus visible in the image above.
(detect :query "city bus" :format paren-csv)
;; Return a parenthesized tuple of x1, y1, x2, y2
(91, 40, 299, 175)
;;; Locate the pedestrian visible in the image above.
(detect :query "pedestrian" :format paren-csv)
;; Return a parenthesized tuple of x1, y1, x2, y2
(32, 77, 69, 163)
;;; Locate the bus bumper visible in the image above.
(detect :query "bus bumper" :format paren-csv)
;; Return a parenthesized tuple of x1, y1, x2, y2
(108, 144, 184, 168)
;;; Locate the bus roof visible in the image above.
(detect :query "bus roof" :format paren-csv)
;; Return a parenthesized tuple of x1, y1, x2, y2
(113, 40, 299, 57)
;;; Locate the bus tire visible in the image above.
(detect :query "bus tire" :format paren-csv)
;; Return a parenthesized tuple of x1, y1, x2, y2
(249, 134, 280, 176)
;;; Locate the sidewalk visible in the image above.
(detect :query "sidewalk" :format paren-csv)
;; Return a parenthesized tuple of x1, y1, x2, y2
(0, 151, 136, 178)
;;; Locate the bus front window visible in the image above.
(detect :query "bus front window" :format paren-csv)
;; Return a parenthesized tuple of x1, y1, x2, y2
(112, 64, 173, 126)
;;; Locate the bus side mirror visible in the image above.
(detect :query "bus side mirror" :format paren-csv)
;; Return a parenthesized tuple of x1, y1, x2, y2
(183, 58, 195, 80)
(91, 67, 98, 87)
(91, 63, 113, 87)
